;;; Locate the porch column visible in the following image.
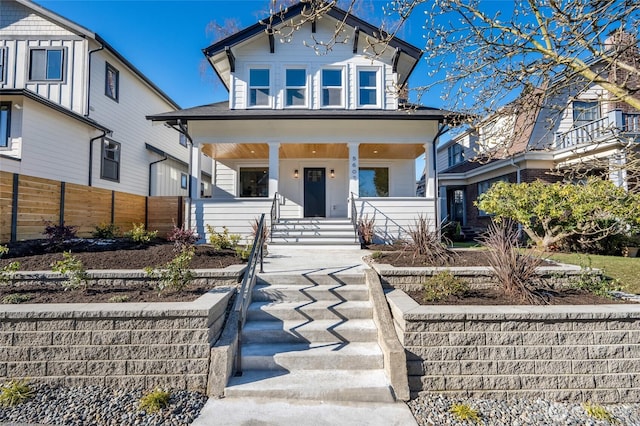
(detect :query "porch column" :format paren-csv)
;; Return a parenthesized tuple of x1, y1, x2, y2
(348, 142, 360, 197)
(190, 143, 201, 200)
(610, 149, 627, 190)
(424, 143, 436, 198)
(268, 142, 280, 197)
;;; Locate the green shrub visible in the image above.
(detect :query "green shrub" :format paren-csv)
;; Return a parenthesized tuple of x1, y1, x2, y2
(2, 293, 33, 304)
(92, 222, 120, 239)
(582, 401, 617, 423)
(138, 388, 170, 413)
(125, 223, 158, 244)
(0, 379, 34, 407)
(51, 251, 88, 290)
(235, 244, 251, 261)
(0, 245, 20, 285)
(423, 271, 469, 302)
(108, 295, 130, 303)
(145, 247, 194, 295)
(206, 224, 240, 250)
(450, 403, 481, 423)
(570, 256, 621, 298)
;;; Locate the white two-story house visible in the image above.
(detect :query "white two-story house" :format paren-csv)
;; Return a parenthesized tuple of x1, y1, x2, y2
(0, 0, 211, 197)
(149, 2, 454, 243)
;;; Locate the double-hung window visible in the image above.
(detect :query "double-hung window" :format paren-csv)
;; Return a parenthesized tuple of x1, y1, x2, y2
(321, 68, 343, 107)
(105, 63, 119, 101)
(249, 68, 270, 107)
(448, 144, 464, 167)
(285, 68, 306, 107)
(0, 103, 10, 148)
(29, 48, 64, 81)
(101, 139, 120, 182)
(358, 69, 378, 107)
(572, 101, 600, 126)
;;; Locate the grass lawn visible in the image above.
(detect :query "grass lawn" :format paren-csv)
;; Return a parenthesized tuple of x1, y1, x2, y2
(549, 253, 640, 294)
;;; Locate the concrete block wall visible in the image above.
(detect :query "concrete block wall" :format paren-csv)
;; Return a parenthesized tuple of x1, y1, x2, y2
(386, 289, 640, 403)
(0, 289, 234, 392)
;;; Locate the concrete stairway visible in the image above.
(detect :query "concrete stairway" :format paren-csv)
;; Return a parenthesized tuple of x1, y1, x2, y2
(270, 218, 359, 246)
(224, 273, 395, 403)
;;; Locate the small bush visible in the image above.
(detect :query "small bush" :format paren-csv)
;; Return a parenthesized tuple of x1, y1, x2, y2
(2, 293, 33, 304)
(51, 251, 88, 290)
(423, 271, 469, 302)
(570, 256, 622, 298)
(167, 225, 198, 252)
(125, 223, 158, 244)
(138, 388, 170, 413)
(405, 215, 455, 266)
(0, 379, 34, 407)
(371, 251, 382, 260)
(92, 222, 120, 239)
(43, 221, 77, 244)
(108, 295, 130, 303)
(357, 215, 376, 245)
(582, 401, 617, 423)
(206, 224, 240, 250)
(0, 245, 20, 285)
(145, 247, 194, 295)
(450, 403, 481, 423)
(250, 217, 269, 243)
(235, 244, 251, 261)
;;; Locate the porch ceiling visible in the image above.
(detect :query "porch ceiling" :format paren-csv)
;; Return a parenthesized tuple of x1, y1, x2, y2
(201, 143, 425, 160)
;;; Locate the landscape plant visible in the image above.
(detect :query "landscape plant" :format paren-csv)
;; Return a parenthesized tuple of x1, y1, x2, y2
(0, 379, 34, 407)
(167, 225, 198, 252)
(250, 217, 269, 242)
(479, 220, 546, 304)
(0, 245, 20, 285)
(357, 215, 376, 245)
(144, 247, 195, 295)
(405, 215, 455, 266)
(138, 388, 170, 413)
(92, 222, 120, 239)
(51, 251, 88, 291)
(569, 256, 621, 299)
(43, 221, 77, 245)
(422, 271, 469, 302)
(206, 224, 240, 250)
(449, 402, 481, 424)
(1, 293, 33, 304)
(125, 223, 158, 244)
(582, 401, 618, 423)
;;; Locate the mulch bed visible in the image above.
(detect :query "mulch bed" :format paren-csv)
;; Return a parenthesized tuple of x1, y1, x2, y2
(0, 238, 244, 304)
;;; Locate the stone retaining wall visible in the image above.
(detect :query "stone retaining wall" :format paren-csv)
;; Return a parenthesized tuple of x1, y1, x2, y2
(0, 289, 234, 393)
(386, 289, 640, 403)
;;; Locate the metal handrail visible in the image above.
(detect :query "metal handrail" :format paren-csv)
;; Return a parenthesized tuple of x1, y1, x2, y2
(269, 192, 279, 241)
(350, 192, 358, 243)
(233, 213, 266, 376)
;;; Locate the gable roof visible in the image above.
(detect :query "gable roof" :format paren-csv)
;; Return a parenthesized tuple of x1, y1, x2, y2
(13, 0, 180, 110)
(202, 2, 423, 90)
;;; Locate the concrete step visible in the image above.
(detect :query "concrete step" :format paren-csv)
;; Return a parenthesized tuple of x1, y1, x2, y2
(240, 342, 383, 371)
(241, 318, 378, 344)
(225, 369, 394, 403)
(270, 236, 359, 245)
(252, 283, 370, 302)
(257, 274, 365, 286)
(247, 300, 373, 321)
(272, 229, 356, 237)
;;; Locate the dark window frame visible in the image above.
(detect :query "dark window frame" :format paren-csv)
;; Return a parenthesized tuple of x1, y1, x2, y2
(0, 102, 11, 148)
(239, 167, 269, 198)
(105, 62, 119, 102)
(180, 173, 188, 189)
(0, 47, 6, 84)
(28, 47, 65, 82)
(448, 144, 464, 167)
(100, 138, 121, 182)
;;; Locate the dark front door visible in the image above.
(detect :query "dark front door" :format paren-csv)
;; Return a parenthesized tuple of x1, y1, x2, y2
(304, 168, 326, 217)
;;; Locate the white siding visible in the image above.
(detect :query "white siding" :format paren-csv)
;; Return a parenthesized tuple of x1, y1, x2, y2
(150, 159, 189, 196)
(0, 1, 76, 37)
(355, 198, 436, 243)
(192, 199, 274, 240)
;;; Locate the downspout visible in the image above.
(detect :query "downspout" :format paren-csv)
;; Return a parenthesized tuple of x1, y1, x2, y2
(88, 131, 106, 187)
(431, 120, 450, 231)
(148, 157, 168, 196)
(510, 157, 522, 183)
(85, 39, 104, 118)
(168, 119, 194, 229)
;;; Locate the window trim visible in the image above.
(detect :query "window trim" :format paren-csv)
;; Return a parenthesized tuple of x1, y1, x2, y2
(356, 67, 381, 108)
(572, 100, 600, 126)
(27, 47, 66, 82)
(320, 67, 345, 108)
(448, 144, 464, 167)
(0, 47, 6, 84)
(247, 66, 271, 108)
(284, 67, 308, 109)
(0, 102, 11, 149)
(105, 62, 119, 102)
(180, 173, 188, 189)
(239, 166, 269, 198)
(100, 138, 121, 182)
(358, 166, 389, 197)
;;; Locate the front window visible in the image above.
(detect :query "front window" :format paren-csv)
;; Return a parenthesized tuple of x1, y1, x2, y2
(573, 101, 600, 126)
(285, 68, 306, 107)
(448, 144, 464, 167)
(249, 68, 270, 107)
(0, 48, 6, 84)
(240, 167, 269, 197)
(321, 69, 343, 107)
(359, 167, 389, 197)
(180, 173, 188, 189)
(0, 103, 10, 148)
(101, 139, 120, 182)
(105, 63, 119, 101)
(29, 48, 64, 81)
(358, 69, 378, 107)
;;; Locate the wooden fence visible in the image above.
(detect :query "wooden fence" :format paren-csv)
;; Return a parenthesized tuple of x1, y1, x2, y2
(0, 172, 184, 243)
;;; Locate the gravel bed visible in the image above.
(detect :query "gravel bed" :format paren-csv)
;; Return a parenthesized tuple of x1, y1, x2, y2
(408, 394, 640, 426)
(0, 384, 207, 425)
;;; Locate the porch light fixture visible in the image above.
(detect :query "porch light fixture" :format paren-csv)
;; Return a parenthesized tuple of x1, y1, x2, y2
(294, 169, 299, 178)
(330, 169, 335, 178)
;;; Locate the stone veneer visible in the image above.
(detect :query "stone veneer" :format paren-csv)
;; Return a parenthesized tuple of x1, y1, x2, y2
(0, 288, 234, 393)
(386, 289, 640, 402)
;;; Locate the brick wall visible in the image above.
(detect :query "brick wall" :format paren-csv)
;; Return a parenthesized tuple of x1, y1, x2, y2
(387, 290, 640, 403)
(0, 290, 233, 392)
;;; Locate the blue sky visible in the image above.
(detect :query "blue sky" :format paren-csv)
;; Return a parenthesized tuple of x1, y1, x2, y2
(37, 0, 434, 109)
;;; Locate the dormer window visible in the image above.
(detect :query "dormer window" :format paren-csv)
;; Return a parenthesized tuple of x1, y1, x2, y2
(572, 101, 600, 127)
(321, 68, 344, 108)
(285, 68, 307, 107)
(249, 68, 270, 107)
(358, 69, 379, 107)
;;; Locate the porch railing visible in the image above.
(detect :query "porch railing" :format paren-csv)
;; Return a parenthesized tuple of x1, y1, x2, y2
(269, 192, 279, 242)
(233, 213, 266, 376)
(623, 112, 640, 133)
(350, 192, 359, 243)
(555, 111, 640, 150)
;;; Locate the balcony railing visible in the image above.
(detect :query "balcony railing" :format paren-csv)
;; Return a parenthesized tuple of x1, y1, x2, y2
(555, 110, 640, 150)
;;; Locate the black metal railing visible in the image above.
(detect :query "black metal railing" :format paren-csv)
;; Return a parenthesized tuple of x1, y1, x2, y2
(234, 213, 266, 376)
(350, 192, 358, 242)
(269, 192, 279, 241)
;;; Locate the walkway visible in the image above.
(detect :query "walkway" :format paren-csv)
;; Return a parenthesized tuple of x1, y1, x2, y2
(192, 246, 417, 426)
